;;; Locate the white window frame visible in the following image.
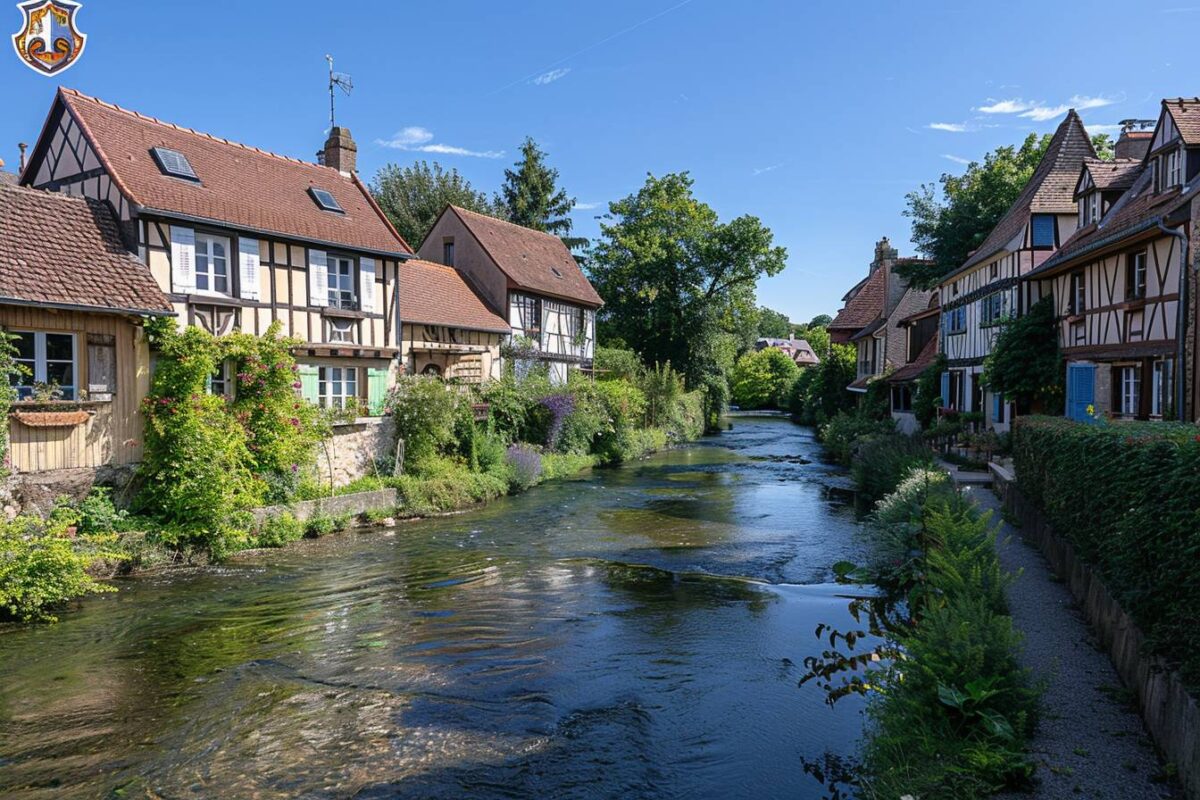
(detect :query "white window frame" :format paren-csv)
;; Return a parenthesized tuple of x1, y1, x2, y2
(1129, 251, 1147, 299)
(11, 330, 77, 400)
(209, 359, 234, 397)
(1119, 365, 1140, 418)
(1152, 359, 1173, 418)
(194, 232, 232, 296)
(1166, 149, 1182, 188)
(317, 366, 358, 409)
(327, 254, 355, 309)
(328, 318, 356, 344)
(1070, 272, 1086, 314)
(1088, 192, 1100, 225)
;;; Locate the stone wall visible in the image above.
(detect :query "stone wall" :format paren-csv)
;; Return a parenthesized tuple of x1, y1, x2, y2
(251, 488, 398, 524)
(5, 463, 139, 518)
(315, 416, 395, 488)
(1005, 484, 1200, 799)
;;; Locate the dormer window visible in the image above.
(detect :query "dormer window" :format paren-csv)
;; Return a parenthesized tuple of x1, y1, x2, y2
(150, 147, 198, 182)
(1165, 149, 1182, 189)
(1080, 191, 1101, 226)
(309, 187, 344, 213)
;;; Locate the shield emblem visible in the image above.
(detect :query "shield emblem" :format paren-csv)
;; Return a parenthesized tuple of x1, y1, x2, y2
(12, 0, 86, 75)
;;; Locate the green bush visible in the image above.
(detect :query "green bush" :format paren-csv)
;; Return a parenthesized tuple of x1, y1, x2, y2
(480, 372, 551, 443)
(1013, 416, 1200, 686)
(305, 514, 336, 538)
(851, 432, 933, 504)
(913, 353, 947, 429)
(0, 515, 118, 622)
(254, 512, 305, 548)
(594, 346, 643, 382)
(384, 375, 469, 472)
(75, 487, 129, 534)
(730, 347, 800, 409)
(639, 362, 684, 427)
(394, 457, 509, 515)
(818, 411, 895, 465)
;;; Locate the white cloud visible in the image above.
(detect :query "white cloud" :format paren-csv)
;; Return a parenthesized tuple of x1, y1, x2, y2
(573, 201, 602, 211)
(1086, 123, 1123, 135)
(928, 122, 968, 132)
(976, 98, 1035, 114)
(375, 127, 504, 158)
(533, 68, 571, 85)
(1019, 95, 1118, 122)
(1020, 104, 1071, 122)
(752, 163, 785, 176)
(942, 154, 971, 165)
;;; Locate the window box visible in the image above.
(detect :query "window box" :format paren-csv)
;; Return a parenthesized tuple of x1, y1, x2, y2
(11, 406, 94, 428)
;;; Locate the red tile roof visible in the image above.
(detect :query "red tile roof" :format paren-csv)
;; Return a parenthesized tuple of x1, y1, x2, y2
(829, 265, 886, 332)
(1078, 157, 1141, 194)
(888, 336, 938, 383)
(1163, 98, 1200, 146)
(399, 259, 509, 333)
(47, 89, 410, 257)
(0, 183, 171, 314)
(445, 206, 602, 307)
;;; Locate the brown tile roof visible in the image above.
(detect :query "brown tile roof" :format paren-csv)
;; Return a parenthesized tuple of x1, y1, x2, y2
(1078, 157, 1141, 194)
(0, 183, 171, 314)
(444, 206, 602, 307)
(48, 89, 411, 257)
(1163, 98, 1200, 146)
(829, 265, 886, 331)
(888, 336, 938, 383)
(849, 316, 886, 342)
(898, 294, 940, 326)
(399, 259, 509, 333)
(949, 110, 1096, 278)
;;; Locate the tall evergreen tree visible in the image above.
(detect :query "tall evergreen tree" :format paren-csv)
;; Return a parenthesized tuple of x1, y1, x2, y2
(497, 137, 586, 251)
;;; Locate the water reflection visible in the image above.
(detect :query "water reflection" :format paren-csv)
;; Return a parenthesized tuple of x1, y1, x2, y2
(0, 418, 876, 799)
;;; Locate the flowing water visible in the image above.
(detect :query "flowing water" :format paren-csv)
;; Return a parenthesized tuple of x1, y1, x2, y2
(0, 418, 875, 799)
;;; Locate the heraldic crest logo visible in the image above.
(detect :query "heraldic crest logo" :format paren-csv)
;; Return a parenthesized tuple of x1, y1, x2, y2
(12, 0, 86, 75)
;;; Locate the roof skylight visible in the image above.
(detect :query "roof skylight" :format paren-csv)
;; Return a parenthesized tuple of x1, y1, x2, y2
(309, 187, 343, 213)
(150, 147, 198, 181)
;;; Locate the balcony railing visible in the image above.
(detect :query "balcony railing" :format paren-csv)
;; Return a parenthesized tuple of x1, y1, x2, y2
(328, 295, 360, 311)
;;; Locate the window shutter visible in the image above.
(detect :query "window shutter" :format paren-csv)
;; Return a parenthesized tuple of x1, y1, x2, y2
(170, 226, 196, 294)
(360, 256, 377, 312)
(308, 250, 329, 307)
(367, 367, 389, 414)
(297, 364, 319, 403)
(1066, 364, 1096, 422)
(940, 372, 950, 408)
(238, 238, 261, 301)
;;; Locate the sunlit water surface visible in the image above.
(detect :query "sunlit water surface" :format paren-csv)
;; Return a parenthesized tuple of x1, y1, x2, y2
(0, 418, 874, 799)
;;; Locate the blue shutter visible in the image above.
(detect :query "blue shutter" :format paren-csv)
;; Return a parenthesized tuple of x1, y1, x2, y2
(1066, 364, 1096, 422)
(940, 372, 950, 408)
(1031, 214, 1056, 247)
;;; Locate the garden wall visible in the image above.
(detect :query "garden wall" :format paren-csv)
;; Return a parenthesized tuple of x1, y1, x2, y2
(318, 417, 394, 488)
(251, 488, 399, 524)
(1005, 485, 1200, 799)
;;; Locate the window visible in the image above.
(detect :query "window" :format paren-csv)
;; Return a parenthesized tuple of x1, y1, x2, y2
(328, 318, 356, 344)
(317, 366, 357, 409)
(327, 255, 355, 308)
(1118, 365, 1140, 417)
(209, 360, 233, 397)
(514, 294, 541, 333)
(1031, 214, 1056, 248)
(195, 233, 231, 295)
(1152, 358, 1174, 418)
(944, 306, 966, 334)
(891, 385, 913, 412)
(989, 262, 999, 280)
(150, 147, 198, 181)
(442, 239, 455, 267)
(1089, 192, 1101, 224)
(1126, 251, 1147, 300)
(1166, 149, 1182, 189)
(309, 187, 344, 213)
(10, 331, 76, 400)
(1070, 272, 1086, 314)
(981, 293, 1005, 325)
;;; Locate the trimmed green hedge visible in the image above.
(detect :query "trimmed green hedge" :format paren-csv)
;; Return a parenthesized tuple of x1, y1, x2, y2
(1013, 416, 1200, 685)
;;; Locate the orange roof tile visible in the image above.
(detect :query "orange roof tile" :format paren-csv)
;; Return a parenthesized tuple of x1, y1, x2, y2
(399, 259, 509, 333)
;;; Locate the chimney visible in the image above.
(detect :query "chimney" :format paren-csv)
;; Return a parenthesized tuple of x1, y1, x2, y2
(870, 236, 897, 273)
(18, 142, 27, 174)
(322, 127, 356, 175)
(1115, 120, 1154, 161)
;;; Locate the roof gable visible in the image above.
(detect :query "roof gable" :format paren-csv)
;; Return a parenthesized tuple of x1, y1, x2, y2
(829, 264, 886, 331)
(26, 89, 411, 257)
(1155, 99, 1200, 149)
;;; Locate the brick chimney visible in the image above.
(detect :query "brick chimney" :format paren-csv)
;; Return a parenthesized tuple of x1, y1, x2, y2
(870, 236, 898, 273)
(1115, 121, 1153, 161)
(322, 127, 356, 175)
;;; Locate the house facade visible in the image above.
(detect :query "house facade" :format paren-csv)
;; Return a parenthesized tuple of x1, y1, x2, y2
(886, 296, 940, 433)
(0, 182, 172, 474)
(1024, 102, 1200, 423)
(754, 337, 820, 367)
(936, 110, 1094, 432)
(21, 88, 412, 414)
(418, 205, 602, 384)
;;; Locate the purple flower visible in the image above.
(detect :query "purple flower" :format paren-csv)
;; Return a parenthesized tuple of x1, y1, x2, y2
(539, 393, 575, 449)
(506, 443, 543, 487)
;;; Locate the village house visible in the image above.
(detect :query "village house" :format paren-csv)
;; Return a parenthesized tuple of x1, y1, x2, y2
(886, 296, 940, 433)
(936, 110, 1094, 432)
(754, 337, 821, 367)
(20, 88, 412, 414)
(0, 181, 171, 479)
(418, 205, 602, 384)
(828, 237, 931, 393)
(1024, 102, 1200, 423)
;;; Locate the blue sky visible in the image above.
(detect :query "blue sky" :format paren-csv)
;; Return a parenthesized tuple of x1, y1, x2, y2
(3, 0, 1196, 323)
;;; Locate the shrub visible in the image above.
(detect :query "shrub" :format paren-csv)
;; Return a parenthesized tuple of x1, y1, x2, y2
(384, 375, 468, 472)
(1013, 416, 1200, 686)
(75, 487, 129, 534)
(730, 347, 801, 409)
(594, 346, 642, 382)
(305, 514, 336, 538)
(699, 369, 730, 431)
(480, 372, 551, 443)
(0, 515, 118, 622)
(639, 362, 684, 427)
(589, 378, 649, 462)
(851, 432, 933, 504)
(818, 411, 895, 465)
(982, 296, 1064, 415)
(505, 443, 543, 491)
(664, 391, 705, 443)
(254, 512, 305, 548)
(394, 457, 509, 515)
(792, 343, 856, 424)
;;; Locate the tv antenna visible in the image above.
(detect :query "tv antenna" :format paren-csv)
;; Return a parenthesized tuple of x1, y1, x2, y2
(326, 55, 353, 129)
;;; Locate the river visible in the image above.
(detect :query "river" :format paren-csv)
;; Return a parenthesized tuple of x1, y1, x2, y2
(0, 417, 875, 799)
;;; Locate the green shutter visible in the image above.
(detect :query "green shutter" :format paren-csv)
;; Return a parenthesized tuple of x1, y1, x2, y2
(367, 367, 390, 415)
(298, 364, 319, 404)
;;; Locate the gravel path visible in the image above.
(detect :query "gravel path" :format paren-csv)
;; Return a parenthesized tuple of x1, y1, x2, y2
(963, 486, 1179, 800)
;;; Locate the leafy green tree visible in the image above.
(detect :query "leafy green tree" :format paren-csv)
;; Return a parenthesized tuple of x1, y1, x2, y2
(982, 296, 1064, 414)
(1092, 133, 1114, 161)
(371, 160, 502, 248)
(756, 306, 793, 339)
(790, 342, 857, 424)
(588, 172, 787, 389)
(731, 348, 801, 409)
(913, 353, 947, 429)
(809, 313, 833, 327)
(497, 137, 585, 250)
(793, 323, 831, 359)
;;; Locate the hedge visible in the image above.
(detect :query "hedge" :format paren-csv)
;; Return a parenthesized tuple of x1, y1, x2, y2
(1012, 416, 1200, 686)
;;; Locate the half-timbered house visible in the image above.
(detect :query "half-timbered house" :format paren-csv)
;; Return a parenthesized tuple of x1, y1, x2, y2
(0, 182, 172, 474)
(1023, 101, 1200, 423)
(21, 88, 412, 413)
(936, 110, 1094, 431)
(887, 296, 940, 433)
(418, 205, 602, 384)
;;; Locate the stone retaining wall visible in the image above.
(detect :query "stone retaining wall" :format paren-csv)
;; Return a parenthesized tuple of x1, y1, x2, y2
(1005, 485, 1200, 799)
(251, 488, 398, 524)
(316, 416, 395, 488)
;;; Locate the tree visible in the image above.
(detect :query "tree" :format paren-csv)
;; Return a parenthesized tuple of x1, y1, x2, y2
(1092, 133, 1114, 161)
(730, 348, 800, 409)
(371, 161, 502, 248)
(790, 342, 856, 424)
(497, 137, 585, 251)
(981, 296, 1064, 414)
(756, 306, 793, 339)
(588, 172, 787, 389)
(792, 323, 831, 359)
(809, 313, 833, 327)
